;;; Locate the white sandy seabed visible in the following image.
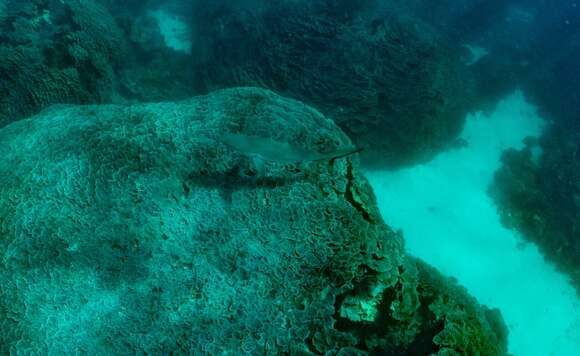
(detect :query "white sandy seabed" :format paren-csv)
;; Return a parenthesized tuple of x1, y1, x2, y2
(150, 8, 192, 54)
(364, 91, 580, 356)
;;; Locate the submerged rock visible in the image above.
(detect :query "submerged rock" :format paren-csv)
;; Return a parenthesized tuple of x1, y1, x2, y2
(188, 1, 472, 168)
(0, 0, 474, 169)
(0, 87, 505, 354)
(0, 0, 128, 128)
(491, 127, 580, 295)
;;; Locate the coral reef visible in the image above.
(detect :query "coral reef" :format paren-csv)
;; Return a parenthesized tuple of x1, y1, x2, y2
(0, 0, 129, 128)
(491, 128, 580, 294)
(336, 257, 508, 355)
(187, 1, 472, 168)
(0, 0, 474, 169)
(0, 0, 200, 128)
(0, 87, 506, 354)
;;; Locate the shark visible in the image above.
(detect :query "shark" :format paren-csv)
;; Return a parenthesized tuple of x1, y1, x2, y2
(220, 132, 363, 165)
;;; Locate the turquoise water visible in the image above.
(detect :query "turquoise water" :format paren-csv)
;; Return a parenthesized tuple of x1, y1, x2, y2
(0, 1, 579, 355)
(365, 92, 580, 355)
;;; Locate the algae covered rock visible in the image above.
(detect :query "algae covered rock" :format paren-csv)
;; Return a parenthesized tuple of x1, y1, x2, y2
(0, 87, 505, 354)
(0, 0, 127, 128)
(188, 1, 471, 168)
(491, 129, 580, 294)
(335, 256, 508, 355)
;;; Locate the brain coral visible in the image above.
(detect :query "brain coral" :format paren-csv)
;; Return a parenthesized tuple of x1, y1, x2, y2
(0, 87, 506, 354)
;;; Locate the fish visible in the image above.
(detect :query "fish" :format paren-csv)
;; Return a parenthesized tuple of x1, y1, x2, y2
(220, 132, 363, 164)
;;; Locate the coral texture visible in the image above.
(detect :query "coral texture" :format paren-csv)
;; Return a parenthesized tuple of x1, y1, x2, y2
(188, 1, 471, 167)
(0, 87, 505, 354)
(0, 0, 126, 128)
(491, 129, 580, 294)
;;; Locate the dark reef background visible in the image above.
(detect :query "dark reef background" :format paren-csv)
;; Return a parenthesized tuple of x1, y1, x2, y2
(0, 0, 578, 354)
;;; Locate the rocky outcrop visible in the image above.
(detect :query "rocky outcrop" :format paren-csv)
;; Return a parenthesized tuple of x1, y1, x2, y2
(0, 0, 127, 128)
(187, 1, 472, 168)
(491, 128, 580, 295)
(0, 87, 506, 354)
